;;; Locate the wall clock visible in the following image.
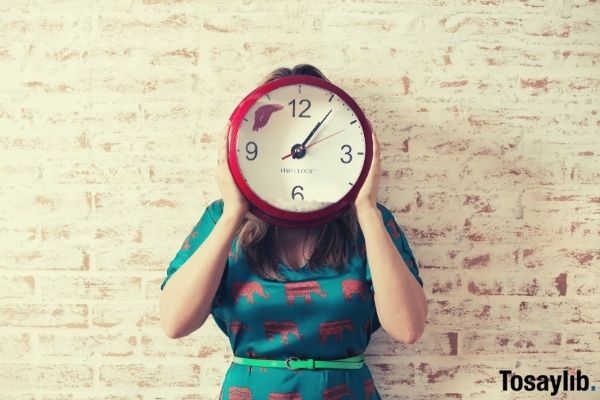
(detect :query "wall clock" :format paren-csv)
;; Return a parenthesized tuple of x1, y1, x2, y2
(227, 74, 373, 228)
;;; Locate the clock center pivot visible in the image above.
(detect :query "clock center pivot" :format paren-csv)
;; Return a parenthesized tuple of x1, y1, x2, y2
(290, 143, 306, 159)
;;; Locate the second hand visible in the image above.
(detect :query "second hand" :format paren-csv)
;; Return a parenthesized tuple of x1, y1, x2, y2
(281, 129, 345, 160)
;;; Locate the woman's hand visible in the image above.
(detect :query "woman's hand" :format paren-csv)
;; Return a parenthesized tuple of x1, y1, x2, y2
(216, 121, 249, 218)
(354, 121, 381, 211)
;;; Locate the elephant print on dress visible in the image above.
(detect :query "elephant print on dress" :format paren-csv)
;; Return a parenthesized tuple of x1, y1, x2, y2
(341, 279, 369, 301)
(319, 320, 354, 343)
(233, 281, 270, 304)
(181, 230, 197, 251)
(284, 281, 327, 304)
(229, 387, 253, 400)
(264, 321, 303, 344)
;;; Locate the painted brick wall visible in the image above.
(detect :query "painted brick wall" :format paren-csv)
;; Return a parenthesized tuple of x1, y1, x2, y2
(1, 0, 599, 399)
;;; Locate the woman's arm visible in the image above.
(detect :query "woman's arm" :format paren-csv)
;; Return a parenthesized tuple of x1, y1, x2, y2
(356, 204, 428, 344)
(160, 121, 249, 339)
(159, 210, 243, 339)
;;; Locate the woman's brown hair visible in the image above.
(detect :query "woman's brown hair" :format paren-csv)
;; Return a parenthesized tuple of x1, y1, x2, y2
(232, 63, 361, 282)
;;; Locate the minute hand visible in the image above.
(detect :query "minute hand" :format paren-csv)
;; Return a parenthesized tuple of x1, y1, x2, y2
(301, 109, 332, 148)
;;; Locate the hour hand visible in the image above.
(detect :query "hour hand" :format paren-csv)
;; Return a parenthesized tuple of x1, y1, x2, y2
(301, 108, 333, 148)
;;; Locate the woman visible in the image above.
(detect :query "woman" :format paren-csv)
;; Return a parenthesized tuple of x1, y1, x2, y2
(159, 64, 427, 399)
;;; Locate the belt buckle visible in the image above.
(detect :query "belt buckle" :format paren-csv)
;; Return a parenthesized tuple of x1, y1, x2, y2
(284, 356, 300, 369)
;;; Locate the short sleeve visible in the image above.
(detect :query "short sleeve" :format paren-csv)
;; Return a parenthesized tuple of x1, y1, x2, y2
(160, 199, 228, 309)
(364, 202, 424, 290)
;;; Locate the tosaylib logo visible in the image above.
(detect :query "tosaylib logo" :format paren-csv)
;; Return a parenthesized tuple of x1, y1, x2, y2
(500, 369, 596, 396)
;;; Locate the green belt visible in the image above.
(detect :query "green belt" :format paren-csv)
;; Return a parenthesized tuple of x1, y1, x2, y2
(232, 354, 365, 370)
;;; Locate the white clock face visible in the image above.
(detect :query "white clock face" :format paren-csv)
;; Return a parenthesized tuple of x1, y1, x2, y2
(234, 83, 367, 213)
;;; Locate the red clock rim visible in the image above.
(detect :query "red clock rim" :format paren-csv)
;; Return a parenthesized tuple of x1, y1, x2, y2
(227, 74, 373, 226)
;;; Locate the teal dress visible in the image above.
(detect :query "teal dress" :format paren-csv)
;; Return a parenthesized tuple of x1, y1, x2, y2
(161, 199, 424, 400)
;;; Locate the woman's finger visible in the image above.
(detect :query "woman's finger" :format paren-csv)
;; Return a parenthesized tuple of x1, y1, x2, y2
(369, 123, 379, 156)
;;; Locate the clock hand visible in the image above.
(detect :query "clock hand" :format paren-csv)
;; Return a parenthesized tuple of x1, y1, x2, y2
(300, 109, 333, 148)
(281, 129, 345, 160)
